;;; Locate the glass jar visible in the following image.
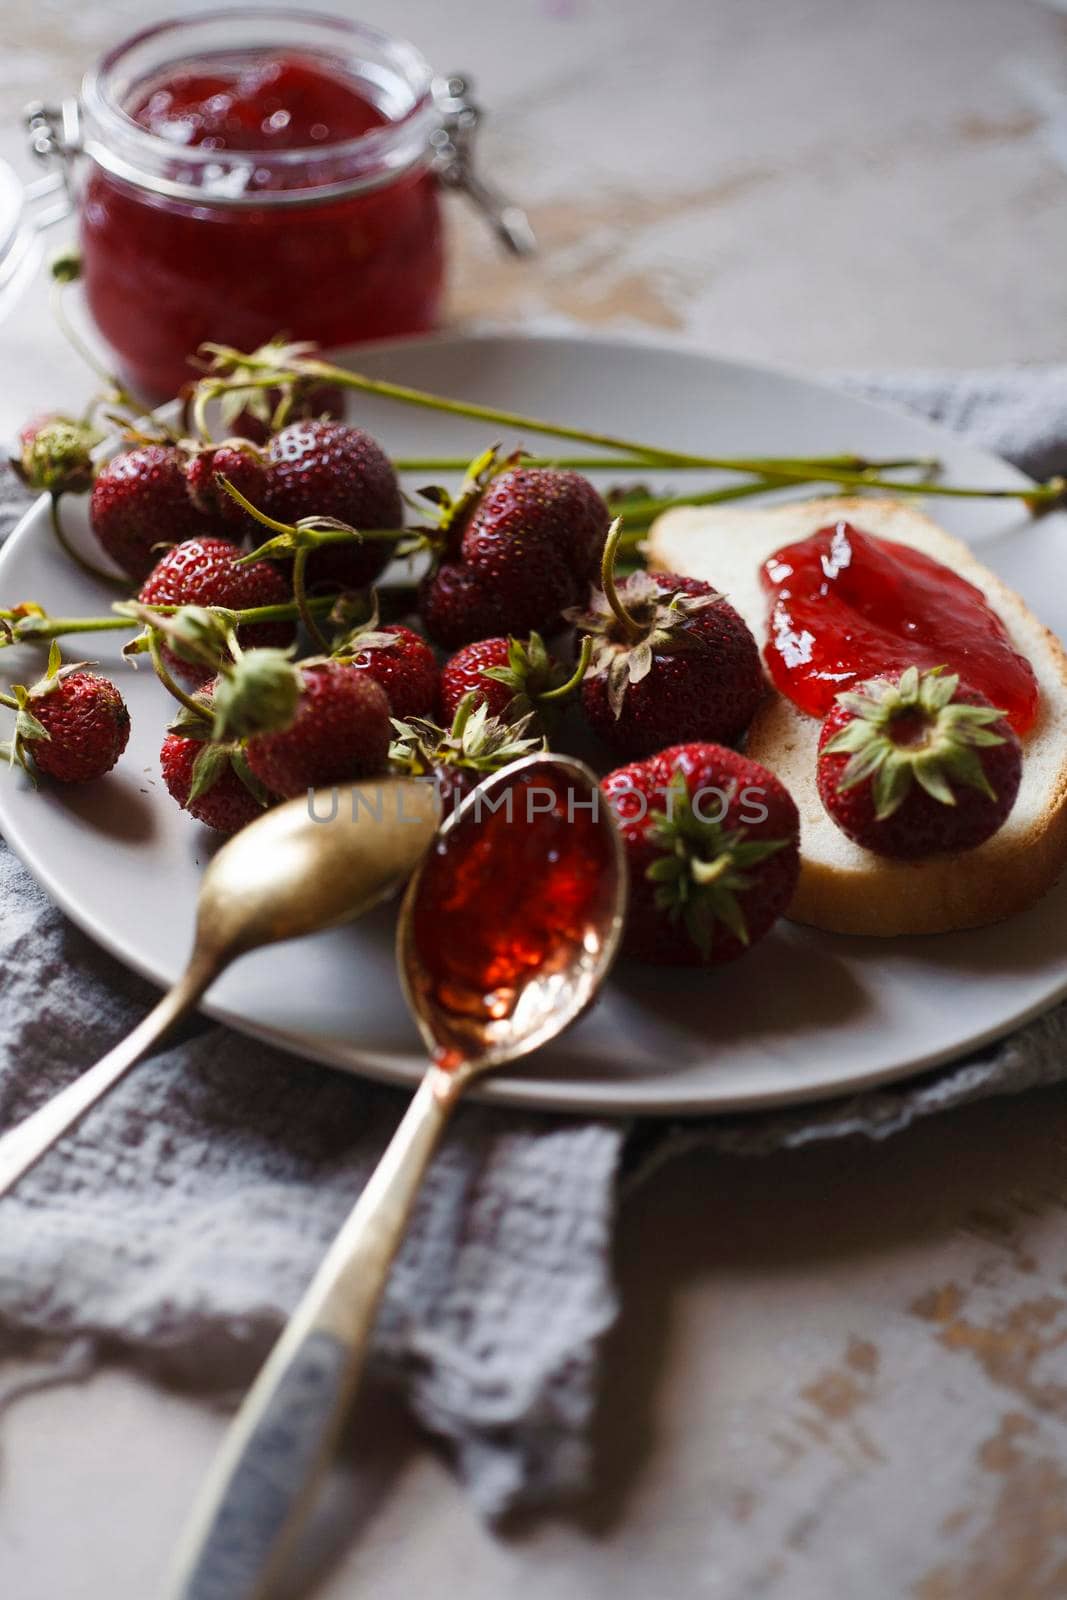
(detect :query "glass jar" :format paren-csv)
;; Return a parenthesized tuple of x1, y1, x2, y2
(27, 10, 531, 402)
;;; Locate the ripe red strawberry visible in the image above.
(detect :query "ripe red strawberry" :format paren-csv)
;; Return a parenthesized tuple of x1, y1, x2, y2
(418, 562, 508, 650)
(417, 460, 610, 647)
(460, 467, 609, 582)
(264, 420, 402, 592)
(160, 699, 272, 835)
(241, 660, 392, 798)
(816, 667, 1022, 858)
(90, 444, 219, 581)
(1, 645, 130, 783)
(138, 537, 295, 688)
(571, 525, 763, 758)
(602, 743, 800, 964)
(438, 632, 587, 728)
(184, 443, 270, 532)
(342, 620, 439, 720)
(389, 692, 543, 814)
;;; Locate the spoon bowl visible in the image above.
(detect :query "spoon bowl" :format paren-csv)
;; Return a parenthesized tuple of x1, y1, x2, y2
(399, 752, 627, 1079)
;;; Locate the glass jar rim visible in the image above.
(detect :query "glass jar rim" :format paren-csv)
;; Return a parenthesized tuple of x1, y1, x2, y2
(80, 7, 442, 208)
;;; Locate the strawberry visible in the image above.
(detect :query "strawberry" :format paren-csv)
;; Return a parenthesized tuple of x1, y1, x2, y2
(417, 456, 610, 647)
(337, 612, 439, 720)
(184, 442, 270, 532)
(160, 689, 274, 834)
(1, 644, 130, 783)
(816, 666, 1022, 858)
(602, 742, 800, 965)
(264, 419, 402, 592)
(418, 561, 511, 649)
(570, 522, 763, 759)
(459, 466, 609, 584)
(90, 444, 215, 581)
(389, 692, 543, 813)
(228, 658, 392, 799)
(13, 413, 99, 496)
(138, 537, 295, 687)
(438, 632, 589, 729)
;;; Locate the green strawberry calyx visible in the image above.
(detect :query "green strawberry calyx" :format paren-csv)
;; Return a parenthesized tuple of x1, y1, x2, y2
(389, 691, 543, 780)
(645, 771, 790, 956)
(481, 631, 593, 723)
(410, 443, 518, 561)
(565, 518, 722, 717)
(165, 698, 272, 808)
(823, 666, 1010, 821)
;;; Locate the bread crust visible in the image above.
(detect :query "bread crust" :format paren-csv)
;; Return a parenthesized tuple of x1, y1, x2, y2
(647, 496, 1067, 937)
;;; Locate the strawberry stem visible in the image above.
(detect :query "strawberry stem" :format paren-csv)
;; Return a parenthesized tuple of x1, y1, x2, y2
(49, 275, 141, 416)
(0, 595, 338, 648)
(147, 630, 209, 719)
(392, 452, 937, 475)
(537, 635, 593, 703)
(292, 547, 331, 654)
(200, 348, 1058, 509)
(48, 494, 128, 591)
(600, 519, 642, 641)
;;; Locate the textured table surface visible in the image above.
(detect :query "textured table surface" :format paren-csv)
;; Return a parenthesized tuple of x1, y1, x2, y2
(5, 1, 1067, 1596)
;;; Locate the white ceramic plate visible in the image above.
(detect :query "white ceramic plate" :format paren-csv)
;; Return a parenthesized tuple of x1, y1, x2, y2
(1, 332, 1066, 1114)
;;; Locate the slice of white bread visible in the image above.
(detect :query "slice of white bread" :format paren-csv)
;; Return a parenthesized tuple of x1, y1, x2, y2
(647, 495, 1067, 936)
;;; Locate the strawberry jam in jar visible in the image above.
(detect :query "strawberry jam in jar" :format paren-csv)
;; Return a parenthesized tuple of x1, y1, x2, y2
(38, 12, 526, 400)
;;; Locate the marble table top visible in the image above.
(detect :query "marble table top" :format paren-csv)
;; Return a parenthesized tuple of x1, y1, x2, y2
(3, 1, 1067, 1596)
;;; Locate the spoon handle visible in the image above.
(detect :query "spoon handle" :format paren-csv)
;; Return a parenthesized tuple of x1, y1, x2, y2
(0, 953, 218, 1200)
(165, 1065, 459, 1600)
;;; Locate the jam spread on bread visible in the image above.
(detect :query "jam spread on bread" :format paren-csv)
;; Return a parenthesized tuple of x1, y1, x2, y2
(760, 521, 1039, 734)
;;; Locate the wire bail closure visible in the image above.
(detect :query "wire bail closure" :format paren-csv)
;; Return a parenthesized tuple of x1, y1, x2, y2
(431, 74, 536, 258)
(23, 99, 81, 227)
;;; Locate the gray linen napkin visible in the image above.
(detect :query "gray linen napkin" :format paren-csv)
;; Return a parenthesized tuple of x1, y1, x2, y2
(2, 366, 1067, 1521)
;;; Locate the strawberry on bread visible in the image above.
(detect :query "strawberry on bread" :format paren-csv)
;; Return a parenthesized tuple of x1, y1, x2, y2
(647, 495, 1067, 936)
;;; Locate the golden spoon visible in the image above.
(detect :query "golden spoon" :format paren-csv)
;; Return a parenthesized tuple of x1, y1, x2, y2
(0, 776, 442, 1199)
(165, 752, 627, 1600)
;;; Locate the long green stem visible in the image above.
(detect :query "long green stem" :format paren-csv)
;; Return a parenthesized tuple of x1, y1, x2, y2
(0, 595, 339, 648)
(208, 351, 1059, 506)
(292, 548, 330, 654)
(392, 453, 938, 475)
(148, 631, 208, 719)
(50, 280, 139, 415)
(48, 496, 128, 591)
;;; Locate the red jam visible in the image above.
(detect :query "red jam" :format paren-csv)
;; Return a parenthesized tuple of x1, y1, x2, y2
(761, 522, 1039, 734)
(127, 56, 386, 151)
(411, 768, 617, 1055)
(80, 52, 443, 399)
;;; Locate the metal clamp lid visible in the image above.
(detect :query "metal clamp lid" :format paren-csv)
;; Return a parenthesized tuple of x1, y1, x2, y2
(23, 99, 80, 227)
(431, 75, 536, 257)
